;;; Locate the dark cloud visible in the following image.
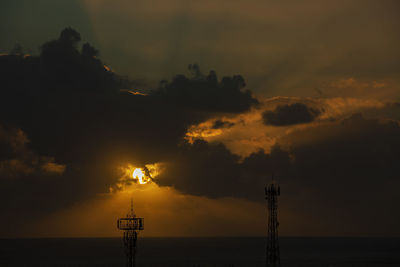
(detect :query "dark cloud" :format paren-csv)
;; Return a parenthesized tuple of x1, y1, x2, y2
(0, 29, 259, 236)
(0, 125, 65, 178)
(152, 64, 258, 113)
(262, 103, 322, 126)
(155, 114, 400, 235)
(0, 125, 73, 236)
(156, 141, 290, 201)
(0, 29, 257, 160)
(277, 114, 400, 235)
(212, 120, 235, 129)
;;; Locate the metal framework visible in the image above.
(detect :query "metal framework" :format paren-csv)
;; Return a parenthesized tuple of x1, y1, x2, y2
(117, 200, 144, 267)
(265, 182, 281, 267)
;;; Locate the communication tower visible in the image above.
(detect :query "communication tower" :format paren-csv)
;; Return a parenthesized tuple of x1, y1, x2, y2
(265, 181, 281, 267)
(117, 199, 144, 267)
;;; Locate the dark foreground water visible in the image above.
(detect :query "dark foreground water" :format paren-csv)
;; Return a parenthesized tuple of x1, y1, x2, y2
(0, 237, 399, 267)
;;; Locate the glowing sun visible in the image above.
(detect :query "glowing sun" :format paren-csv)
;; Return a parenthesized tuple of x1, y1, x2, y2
(133, 168, 150, 184)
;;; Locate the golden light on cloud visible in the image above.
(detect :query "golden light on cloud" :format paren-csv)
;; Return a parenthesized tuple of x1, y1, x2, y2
(184, 109, 279, 156)
(185, 128, 223, 143)
(119, 89, 147, 96)
(185, 120, 226, 144)
(145, 163, 164, 178)
(41, 162, 66, 175)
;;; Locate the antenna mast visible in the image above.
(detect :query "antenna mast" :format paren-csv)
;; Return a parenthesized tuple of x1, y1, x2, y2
(117, 199, 144, 267)
(265, 178, 281, 267)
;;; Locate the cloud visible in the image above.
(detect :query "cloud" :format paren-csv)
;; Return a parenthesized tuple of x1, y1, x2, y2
(41, 162, 66, 175)
(155, 139, 290, 201)
(278, 114, 400, 235)
(262, 102, 322, 126)
(151, 64, 258, 113)
(156, 114, 400, 235)
(0, 29, 258, 165)
(0, 125, 66, 178)
(1, 20, 400, 236)
(212, 120, 235, 129)
(316, 77, 398, 99)
(0, 29, 261, 236)
(80, 0, 400, 97)
(0, 159, 34, 177)
(184, 96, 395, 157)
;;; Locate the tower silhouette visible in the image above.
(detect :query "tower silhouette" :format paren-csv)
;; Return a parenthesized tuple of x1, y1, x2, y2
(265, 181, 281, 267)
(117, 199, 144, 267)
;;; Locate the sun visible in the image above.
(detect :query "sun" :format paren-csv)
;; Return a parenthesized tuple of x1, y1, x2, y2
(132, 168, 150, 184)
(118, 163, 164, 187)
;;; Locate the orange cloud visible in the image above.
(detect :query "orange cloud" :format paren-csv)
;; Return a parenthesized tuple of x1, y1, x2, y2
(184, 96, 394, 157)
(41, 162, 66, 175)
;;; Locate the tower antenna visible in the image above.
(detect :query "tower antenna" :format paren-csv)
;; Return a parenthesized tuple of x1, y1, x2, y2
(265, 175, 281, 267)
(117, 199, 144, 267)
(130, 198, 134, 217)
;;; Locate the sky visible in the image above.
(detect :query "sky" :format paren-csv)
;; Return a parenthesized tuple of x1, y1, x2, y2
(0, 0, 399, 238)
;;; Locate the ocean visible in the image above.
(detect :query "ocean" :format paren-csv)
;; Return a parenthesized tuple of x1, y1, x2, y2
(0, 237, 399, 267)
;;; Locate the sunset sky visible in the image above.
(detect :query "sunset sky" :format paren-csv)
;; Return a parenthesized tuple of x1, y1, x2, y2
(1, 0, 399, 238)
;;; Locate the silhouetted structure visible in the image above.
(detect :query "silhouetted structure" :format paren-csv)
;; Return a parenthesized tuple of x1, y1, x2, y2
(265, 181, 281, 267)
(117, 200, 144, 267)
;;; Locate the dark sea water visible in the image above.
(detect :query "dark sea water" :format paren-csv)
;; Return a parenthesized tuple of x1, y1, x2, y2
(0, 237, 399, 267)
